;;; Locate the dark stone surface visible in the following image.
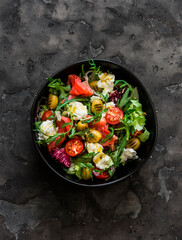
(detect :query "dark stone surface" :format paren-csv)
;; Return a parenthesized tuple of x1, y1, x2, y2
(0, 0, 182, 239)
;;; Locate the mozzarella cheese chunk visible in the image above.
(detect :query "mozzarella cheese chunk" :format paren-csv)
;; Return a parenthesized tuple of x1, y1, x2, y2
(86, 142, 103, 154)
(90, 95, 101, 102)
(93, 153, 113, 170)
(68, 102, 88, 120)
(97, 73, 115, 96)
(121, 148, 138, 162)
(106, 101, 115, 109)
(38, 120, 56, 140)
(55, 111, 62, 121)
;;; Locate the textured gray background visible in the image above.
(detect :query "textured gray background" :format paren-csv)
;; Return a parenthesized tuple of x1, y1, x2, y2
(0, 0, 182, 239)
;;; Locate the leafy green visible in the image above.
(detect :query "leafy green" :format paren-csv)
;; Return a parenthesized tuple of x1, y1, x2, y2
(68, 127, 76, 138)
(112, 135, 127, 168)
(88, 59, 101, 81)
(48, 77, 71, 100)
(138, 128, 150, 142)
(81, 108, 107, 125)
(69, 128, 90, 139)
(56, 96, 90, 111)
(133, 87, 139, 100)
(34, 121, 42, 130)
(75, 165, 82, 179)
(100, 93, 109, 107)
(117, 88, 131, 108)
(74, 162, 94, 180)
(40, 105, 48, 118)
(36, 140, 46, 146)
(73, 152, 96, 164)
(66, 163, 76, 175)
(79, 162, 94, 180)
(61, 122, 73, 128)
(44, 132, 66, 144)
(99, 128, 114, 144)
(123, 100, 146, 131)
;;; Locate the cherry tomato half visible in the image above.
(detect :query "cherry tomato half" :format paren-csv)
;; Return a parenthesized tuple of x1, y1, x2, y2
(65, 139, 83, 157)
(93, 168, 110, 179)
(42, 110, 53, 121)
(105, 107, 123, 125)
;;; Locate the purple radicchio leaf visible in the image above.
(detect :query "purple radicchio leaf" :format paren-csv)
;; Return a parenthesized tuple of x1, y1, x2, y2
(109, 85, 127, 104)
(51, 148, 71, 168)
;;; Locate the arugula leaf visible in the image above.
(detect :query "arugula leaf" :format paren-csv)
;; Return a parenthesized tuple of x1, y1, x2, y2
(81, 64, 85, 76)
(48, 77, 71, 100)
(79, 162, 94, 169)
(36, 140, 46, 146)
(74, 161, 94, 180)
(99, 128, 114, 144)
(88, 59, 101, 81)
(69, 128, 90, 139)
(100, 93, 109, 107)
(112, 135, 127, 168)
(73, 152, 96, 164)
(39, 105, 48, 118)
(78, 162, 94, 180)
(44, 132, 66, 144)
(34, 121, 42, 130)
(81, 116, 95, 124)
(133, 87, 139, 100)
(117, 88, 131, 108)
(61, 122, 73, 128)
(56, 96, 90, 111)
(68, 127, 76, 138)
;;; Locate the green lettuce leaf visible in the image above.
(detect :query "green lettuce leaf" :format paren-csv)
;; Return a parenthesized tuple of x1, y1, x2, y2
(126, 100, 146, 131)
(75, 165, 82, 179)
(138, 128, 150, 142)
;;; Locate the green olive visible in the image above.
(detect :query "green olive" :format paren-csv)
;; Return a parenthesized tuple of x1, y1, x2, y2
(89, 81, 102, 92)
(77, 121, 89, 131)
(91, 99, 104, 113)
(82, 167, 92, 180)
(48, 93, 58, 110)
(126, 138, 141, 151)
(86, 129, 102, 143)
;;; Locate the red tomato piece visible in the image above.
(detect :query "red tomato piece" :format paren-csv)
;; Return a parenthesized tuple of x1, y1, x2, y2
(93, 168, 110, 179)
(42, 110, 53, 121)
(68, 94, 77, 100)
(106, 107, 123, 125)
(48, 141, 57, 152)
(101, 134, 118, 151)
(89, 118, 109, 135)
(47, 135, 66, 152)
(68, 74, 94, 97)
(67, 74, 78, 85)
(65, 139, 83, 157)
(56, 116, 71, 133)
(90, 117, 107, 127)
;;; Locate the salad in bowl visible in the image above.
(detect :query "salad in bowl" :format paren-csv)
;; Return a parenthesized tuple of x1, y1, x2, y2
(33, 60, 151, 182)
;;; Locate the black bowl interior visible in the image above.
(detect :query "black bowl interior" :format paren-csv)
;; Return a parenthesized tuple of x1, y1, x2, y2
(31, 60, 157, 187)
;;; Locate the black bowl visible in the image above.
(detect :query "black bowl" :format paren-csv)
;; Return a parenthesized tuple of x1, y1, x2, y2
(30, 59, 157, 187)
